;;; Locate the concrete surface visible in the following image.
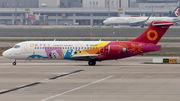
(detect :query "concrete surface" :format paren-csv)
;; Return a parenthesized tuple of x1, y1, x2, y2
(0, 56, 180, 101)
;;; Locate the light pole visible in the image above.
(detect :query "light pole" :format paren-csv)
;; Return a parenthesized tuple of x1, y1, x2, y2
(15, 0, 17, 25)
(152, 5, 153, 17)
(108, 0, 110, 17)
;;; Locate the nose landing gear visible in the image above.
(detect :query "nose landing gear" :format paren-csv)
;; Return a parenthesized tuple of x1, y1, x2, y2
(12, 59, 16, 66)
(13, 62, 16, 66)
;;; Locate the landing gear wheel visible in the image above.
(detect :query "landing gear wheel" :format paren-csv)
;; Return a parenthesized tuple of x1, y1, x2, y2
(12, 59, 16, 66)
(88, 61, 96, 66)
(141, 25, 144, 28)
(12, 62, 16, 66)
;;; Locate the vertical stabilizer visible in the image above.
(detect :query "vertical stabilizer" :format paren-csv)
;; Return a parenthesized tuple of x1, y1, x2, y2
(131, 21, 174, 44)
(169, 6, 180, 17)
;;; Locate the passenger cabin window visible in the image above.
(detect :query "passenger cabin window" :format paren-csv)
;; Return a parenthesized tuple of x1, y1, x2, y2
(13, 45, 20, 48)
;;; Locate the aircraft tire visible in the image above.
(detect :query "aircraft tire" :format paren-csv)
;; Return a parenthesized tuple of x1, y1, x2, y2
(13, 62, 16, 66)
(88, 61, 96, 66)
(141, 25, 144, 28)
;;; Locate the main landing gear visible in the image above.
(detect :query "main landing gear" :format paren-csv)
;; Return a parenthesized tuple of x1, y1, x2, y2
(88, 60, 96, 66)
(12, 59, 16, 66)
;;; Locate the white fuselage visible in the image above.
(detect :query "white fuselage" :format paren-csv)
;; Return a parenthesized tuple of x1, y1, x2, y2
(103, 17, 179, 25)
(3, 41, 103, 60)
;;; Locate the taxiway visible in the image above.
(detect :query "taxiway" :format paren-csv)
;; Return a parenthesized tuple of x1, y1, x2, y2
(0, 56, 180, 101)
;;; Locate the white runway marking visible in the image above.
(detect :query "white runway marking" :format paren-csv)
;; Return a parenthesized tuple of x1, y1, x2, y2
(40, 75, 113, 101)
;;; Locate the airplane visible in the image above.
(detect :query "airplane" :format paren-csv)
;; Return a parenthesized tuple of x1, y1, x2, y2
(103, 6, 180, 27)
(3, 20, 173, 66)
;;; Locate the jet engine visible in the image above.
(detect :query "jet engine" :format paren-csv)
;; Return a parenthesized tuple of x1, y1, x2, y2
(108, 45, 129, 55)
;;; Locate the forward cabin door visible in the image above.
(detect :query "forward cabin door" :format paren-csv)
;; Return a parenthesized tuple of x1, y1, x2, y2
(21, 43, 27, 54)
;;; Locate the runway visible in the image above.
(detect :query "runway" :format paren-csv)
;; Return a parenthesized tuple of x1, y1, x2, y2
(1, 56, 180, 101)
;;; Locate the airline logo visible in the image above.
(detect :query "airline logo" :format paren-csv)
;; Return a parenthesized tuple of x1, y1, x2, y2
(147, 30, 158, 41)
(175, 8, 180, 17)
(30, 43, 34, 47)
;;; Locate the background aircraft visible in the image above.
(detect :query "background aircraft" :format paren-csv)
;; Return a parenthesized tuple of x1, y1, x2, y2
(103, 6, 180, 27)
(3, 21, 173, 66)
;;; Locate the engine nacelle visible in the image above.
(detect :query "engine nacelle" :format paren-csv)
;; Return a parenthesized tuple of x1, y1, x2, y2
(108, 45, 128, 55)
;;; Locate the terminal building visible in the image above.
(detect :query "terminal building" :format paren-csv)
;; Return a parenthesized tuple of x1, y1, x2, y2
(0, 0, 179, 25)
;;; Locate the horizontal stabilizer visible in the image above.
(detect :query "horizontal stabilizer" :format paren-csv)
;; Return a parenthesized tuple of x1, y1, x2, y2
(152, 21, 174, 26)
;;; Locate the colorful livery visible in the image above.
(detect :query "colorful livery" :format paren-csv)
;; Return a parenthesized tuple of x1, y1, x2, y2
(3, 21, 174, 66)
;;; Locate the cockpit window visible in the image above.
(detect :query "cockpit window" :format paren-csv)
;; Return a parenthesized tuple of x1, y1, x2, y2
(13, 45, 20, 48)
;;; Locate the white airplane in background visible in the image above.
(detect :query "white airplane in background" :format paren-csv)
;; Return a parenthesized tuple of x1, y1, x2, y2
(103, 6, 180, 27)
(3, 20, 174, 66)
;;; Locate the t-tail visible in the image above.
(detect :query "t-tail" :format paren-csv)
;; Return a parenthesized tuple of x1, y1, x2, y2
(131, 21, 174, 44)
(169, 6, 180, 17)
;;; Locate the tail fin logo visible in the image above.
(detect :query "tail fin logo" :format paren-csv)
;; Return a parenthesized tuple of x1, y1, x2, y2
(175, 8, 180, 17)
(147, 30, 158, 41)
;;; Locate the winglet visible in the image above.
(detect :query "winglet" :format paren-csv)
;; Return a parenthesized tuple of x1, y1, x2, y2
(145, 15, 151, 22)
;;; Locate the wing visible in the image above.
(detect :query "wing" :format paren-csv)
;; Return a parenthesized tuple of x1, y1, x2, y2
(130, 16, 150, 24)
(72, 54, 101, 60)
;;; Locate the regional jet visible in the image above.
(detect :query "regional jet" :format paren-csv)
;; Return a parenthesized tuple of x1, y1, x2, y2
(3, 21, 173, 66)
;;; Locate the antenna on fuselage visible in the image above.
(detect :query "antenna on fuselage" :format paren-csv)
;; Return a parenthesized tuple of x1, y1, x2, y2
(54, 39, 56, 41)
(99, 39, 101, 41)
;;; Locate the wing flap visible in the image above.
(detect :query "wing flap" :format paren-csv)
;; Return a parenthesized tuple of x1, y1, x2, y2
(72, 54, 101, 60)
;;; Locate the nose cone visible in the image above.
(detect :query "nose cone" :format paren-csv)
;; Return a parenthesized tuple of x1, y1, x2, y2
(2, 51, 7, 57)
(103, 20, 107, 25)
(2, 50, 10, 58)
